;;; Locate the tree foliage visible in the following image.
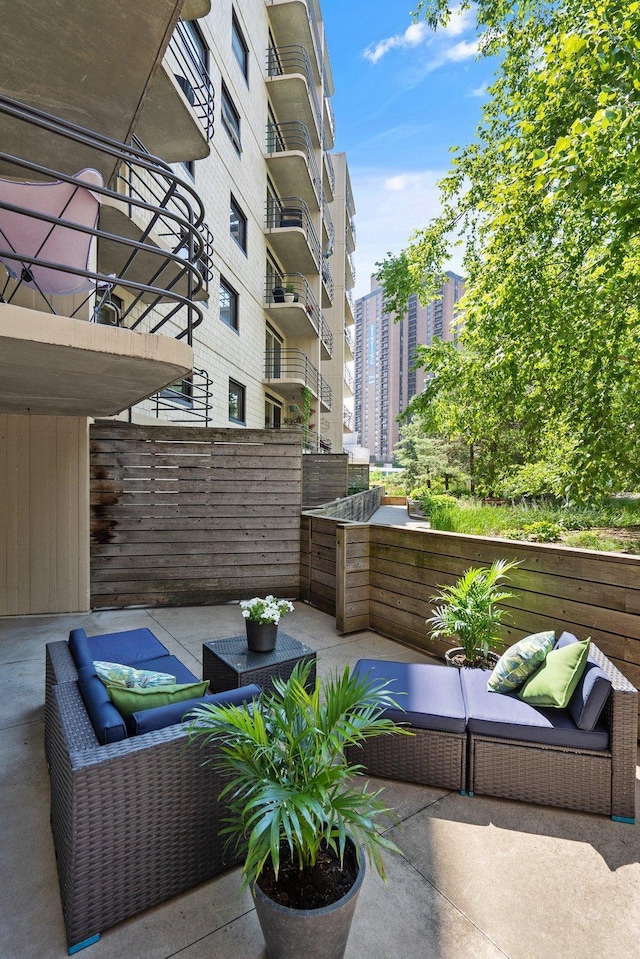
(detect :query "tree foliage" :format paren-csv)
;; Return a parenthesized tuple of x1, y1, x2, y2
(377, 0, 640, 501)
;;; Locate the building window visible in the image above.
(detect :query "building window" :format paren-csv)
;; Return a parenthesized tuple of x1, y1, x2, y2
(219, 277, 239, 331)
(228, 378, 246, 423)
(231, 11, 249, 80)
(160, 376, 193, 406)
(221, 83, 242, 153)
(265, 395, 282, 429)
(230, 196, 247, 252)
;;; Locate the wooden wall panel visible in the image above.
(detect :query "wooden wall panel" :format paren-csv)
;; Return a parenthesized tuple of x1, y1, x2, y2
(89, 423, 302, 608)
(0, 415, 89, 615)
(302, 454, 348, 507)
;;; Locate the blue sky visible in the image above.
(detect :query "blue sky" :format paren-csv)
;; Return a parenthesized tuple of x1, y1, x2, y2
(321, 1, 494, 298)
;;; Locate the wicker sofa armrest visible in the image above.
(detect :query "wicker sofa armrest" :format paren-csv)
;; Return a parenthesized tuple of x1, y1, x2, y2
(588, 644, 637, 822)
(48, 680, 242, 951)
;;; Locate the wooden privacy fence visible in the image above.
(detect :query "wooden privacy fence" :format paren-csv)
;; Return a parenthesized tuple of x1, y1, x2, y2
(300, 488, 383, 613)
(90, 423, 302, 608)
(307, 521, 640, 734)
(302, 453, 348, 507)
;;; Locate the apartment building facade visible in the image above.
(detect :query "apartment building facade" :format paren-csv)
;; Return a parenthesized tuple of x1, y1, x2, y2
(0, 0, 353, 615)
(354, 271, 464, 464)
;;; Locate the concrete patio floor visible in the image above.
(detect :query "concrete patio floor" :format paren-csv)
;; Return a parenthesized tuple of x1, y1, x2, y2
(1, 601, 639, 959)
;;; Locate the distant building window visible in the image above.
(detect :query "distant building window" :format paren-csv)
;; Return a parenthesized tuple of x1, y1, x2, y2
(230, 196, 247, 252)
(221, 83, 242, 153)
(229, 378, 246, 423)
(220, 277, 239, 331)
(231, 11, 249, 80)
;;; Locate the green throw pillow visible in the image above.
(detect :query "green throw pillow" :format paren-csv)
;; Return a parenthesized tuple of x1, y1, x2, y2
(517, 639, 590, 708)
(107, 680, 209, 718)
(94, 660, 176, 688)
(487, 630, 555, 693)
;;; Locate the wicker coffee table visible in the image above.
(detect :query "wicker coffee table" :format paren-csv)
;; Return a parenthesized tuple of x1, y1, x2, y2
(202, 633, 317, 694)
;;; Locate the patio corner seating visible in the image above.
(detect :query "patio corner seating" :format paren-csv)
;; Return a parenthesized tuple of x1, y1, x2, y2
(45, 627, 260, 955)
(350, 634, 637, 823)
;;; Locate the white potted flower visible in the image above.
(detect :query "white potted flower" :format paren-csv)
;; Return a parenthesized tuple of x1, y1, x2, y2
(240, 595, 294, 652)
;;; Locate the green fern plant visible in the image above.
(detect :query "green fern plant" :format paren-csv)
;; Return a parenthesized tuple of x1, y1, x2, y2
(427, 558, 519, 664)
(187, 660, 408, 889)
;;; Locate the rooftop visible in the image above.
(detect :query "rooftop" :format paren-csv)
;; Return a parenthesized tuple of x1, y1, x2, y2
(2, 601, 639, 958)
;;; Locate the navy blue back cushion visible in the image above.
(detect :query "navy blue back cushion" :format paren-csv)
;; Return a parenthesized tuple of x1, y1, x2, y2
(554, 632, 612, 730)
(131, 683, 262, 735)
(69, 627, 169, 670)
(77, 665, 127, 745)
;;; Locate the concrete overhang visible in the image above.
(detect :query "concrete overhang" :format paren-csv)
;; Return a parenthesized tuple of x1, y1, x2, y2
(265, 226, 319, 274)
(135, 62, 210, 164)
(0, 303, 193, 417)
(182, 0, 211, 18)
(265, 152, 319, 211)
(266, 74, 320, 148)
(266, 0, 322, 87)
(263, 301, 319, 340)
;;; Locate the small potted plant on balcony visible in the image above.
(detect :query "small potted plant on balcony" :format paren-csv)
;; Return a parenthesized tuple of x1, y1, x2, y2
(427, 558, 519, 667)
(240, 595, 294, 652)
(284, 281, 296, 302)
(187, 660, 406, 959)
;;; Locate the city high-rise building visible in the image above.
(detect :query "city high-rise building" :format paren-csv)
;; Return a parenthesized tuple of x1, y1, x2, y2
(0, 0, 354, 615)
(354, 271, 464, 464)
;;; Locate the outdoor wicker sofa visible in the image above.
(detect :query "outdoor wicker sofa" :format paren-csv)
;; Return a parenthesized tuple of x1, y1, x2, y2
(351, 636, 637, 823)
(45, 629, 260, 954)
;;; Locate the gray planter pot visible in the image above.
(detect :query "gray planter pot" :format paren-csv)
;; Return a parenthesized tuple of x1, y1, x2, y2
(445, 647, 499, 669)
(246, 620, 278, 653)
(252, 840, 365, 959)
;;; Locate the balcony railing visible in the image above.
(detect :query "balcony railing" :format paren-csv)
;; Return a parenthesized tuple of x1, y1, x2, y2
(264, 347, 332, 411)
(166, 20, 215, 140)
(323, 150, 335, 196)
(263, 272, 333, 357)
(322, 199, 334, 249)
(266, 44, 322, 141)
(265, 195, 321, 268)
(344, 325, 354, 353)
(265, 120, 322, 205)
(343, 406, 354, 431)
(149, 367, 213, 424)
(344, 364, 354, 394)
(324, 97, 336, 147)
(321, 258, 334, 302)
(347, 251, 356, 285)
(0, 95, 205, 343)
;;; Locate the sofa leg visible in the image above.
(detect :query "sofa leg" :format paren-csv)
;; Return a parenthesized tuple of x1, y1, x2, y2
(459, 789, 466, 796)
(68, 934, 100, 954)
(468, 791, 474, 797)
(611, 815, 635, 824)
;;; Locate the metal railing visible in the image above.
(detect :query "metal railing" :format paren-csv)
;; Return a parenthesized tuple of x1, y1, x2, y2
(324, 97, 336, 146)
(264, 120, 322, 206)
(166, 20, 215, 140)
(264, 347, 321, 397)
(264, 195, 321, 268)
(322, 199, 334, 249)
(150, 367, 213, 424)
(323, 150, 335, 196)
(263, 272, 333, 356)
(347, 251, 356, 285)
(343, 406, 354, 431)
(344, 325, 354, 353)
(320, 373, 332, 411)
(266, 44, 322, 141)
(0, 95, 205, 343)
(344, 364, 354, 394)
(321, 257, 334, 302)
(345, 286, 355, 317)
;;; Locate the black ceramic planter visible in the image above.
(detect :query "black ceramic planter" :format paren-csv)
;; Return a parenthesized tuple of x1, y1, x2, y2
(246, 620, 278, 653)
(252, 841, 365, 959)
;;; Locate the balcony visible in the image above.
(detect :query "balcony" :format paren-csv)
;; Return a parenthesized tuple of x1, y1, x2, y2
(343, 364, 354, 396)
(146, 366, 213, 425)
(321, 258, 334, 306)
(131, 22, 213, 164)
(346, 251, 356, 288)
(344, 325, 354, 359)
(322, 199, 334, 253)
(265, 0, 323, 85)
(346, 214, 356, 253)
(345, 285, 355, 323)
(264, 195, 321, 273)
(265, 121, 322, 211)
(264, 273, 332, 358)
(323, 150, 335, 202)
(343, 405, 354, 432)
(265, 45, 322, 147)
(264, 347, 331, 411)
(0, 96, 206, 417)
(323, 97, 335, 150)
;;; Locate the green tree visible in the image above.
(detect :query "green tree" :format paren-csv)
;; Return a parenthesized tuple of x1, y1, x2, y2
(377, 0, 640, 502)
(394, 416, 471, 492)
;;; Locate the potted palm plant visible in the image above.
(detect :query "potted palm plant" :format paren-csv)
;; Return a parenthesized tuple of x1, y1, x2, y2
(427, 558, 519, 667)
(187, 661, 407, 959)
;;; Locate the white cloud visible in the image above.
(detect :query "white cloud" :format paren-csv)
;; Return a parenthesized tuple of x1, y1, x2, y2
(363, 22, 428, 64)
(348, 167, 464, 300)
(363, 5, 476, 64)
(470, 80, 489, 97)
(444, 38, 480, 62)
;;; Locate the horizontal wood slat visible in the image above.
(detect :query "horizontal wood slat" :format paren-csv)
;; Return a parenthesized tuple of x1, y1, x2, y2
(90, 423, 301, 608)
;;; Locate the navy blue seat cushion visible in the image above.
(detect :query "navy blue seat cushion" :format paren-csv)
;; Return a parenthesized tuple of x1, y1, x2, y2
(77, 665, 128, 745)
(133, 655, 199, 685)
(131, 683, 262, 735)
(352, 659, 466, 734)
(69, 627, 169, 670)
(554, 632, 612, 730)
(461, 667, 609, 750)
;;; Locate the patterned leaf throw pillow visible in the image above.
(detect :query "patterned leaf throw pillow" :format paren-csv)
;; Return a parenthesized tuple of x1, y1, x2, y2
(487, 631, 555, 693)
(93, 661, 176, 689)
